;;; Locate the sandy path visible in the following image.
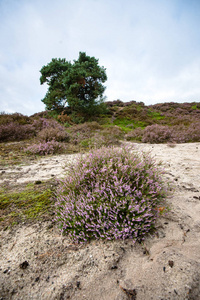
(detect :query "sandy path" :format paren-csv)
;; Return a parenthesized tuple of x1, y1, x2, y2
(0, 153, 80, 184)
(0, 143, 200, 299)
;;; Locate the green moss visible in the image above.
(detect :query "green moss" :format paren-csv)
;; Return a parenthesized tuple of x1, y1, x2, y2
(0, 183, 54, 225)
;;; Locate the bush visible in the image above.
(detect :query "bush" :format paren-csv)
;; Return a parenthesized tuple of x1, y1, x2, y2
(101, 125, 124, 138)
(24, 140, 64, 155)
(142, 125, 172, 143)
(0, 112, 30, 125)
(55, 147, 169, 243)
(172, 122, 200, 143)
(68, 122, 102, 144)
(79, 131, 121, 149)
(0, 122, 35, 142)
(37, 127, 69, 142)
(125, 128, 144, 142)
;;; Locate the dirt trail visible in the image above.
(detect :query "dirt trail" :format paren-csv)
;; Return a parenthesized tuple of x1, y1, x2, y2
(1, 143, 200, 299)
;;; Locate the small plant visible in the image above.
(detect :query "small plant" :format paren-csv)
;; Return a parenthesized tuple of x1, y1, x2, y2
(24, 140, 64, 155)
(55, 146, 169, 243)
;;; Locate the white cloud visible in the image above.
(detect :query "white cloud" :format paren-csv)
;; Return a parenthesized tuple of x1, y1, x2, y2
(0, 0, 200, 115)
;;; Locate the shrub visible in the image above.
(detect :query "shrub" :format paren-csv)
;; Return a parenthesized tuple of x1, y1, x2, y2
(55, 146, 169, 243)
(0, 112, 30, 125)
(125, 128, 144, 142)
(30, 111, 51, 119)
(37, 127, 69, 142)
(68, 122, 102, 144)
(80, 131, 121, 149)
(69, 121, 102, 134)
(101, 125, 124, 138)
(0, 122, 35, 142)
(57, 112, 73, 125)
(24, 140, 64, 155)
(142, 125, 172, 143)
(172, 122, 200, 143)
(30, 117, 70, 142)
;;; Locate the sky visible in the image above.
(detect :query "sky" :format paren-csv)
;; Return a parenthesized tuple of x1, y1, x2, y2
(0, 0, 200, 116)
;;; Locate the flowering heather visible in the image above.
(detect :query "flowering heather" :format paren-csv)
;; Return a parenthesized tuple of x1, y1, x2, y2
(142, 124, 172, 143)
(37, 126, 69, 142)
(0, 122, 35, 142)
(55, 147, 169, 243)
(24, 140, 64, 155)
(125, 127, 144, 142)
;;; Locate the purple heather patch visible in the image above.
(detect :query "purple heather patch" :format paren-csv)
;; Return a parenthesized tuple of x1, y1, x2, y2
(54, 146, 170, 243)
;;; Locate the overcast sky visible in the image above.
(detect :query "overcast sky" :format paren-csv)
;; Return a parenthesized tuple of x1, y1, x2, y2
(0, 0, 200, 115)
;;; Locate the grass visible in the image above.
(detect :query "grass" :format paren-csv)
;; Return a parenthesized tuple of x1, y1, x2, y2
(147, 109, 165, 121)
(113, 118, 146, 131)
(0, 141, 37, 166)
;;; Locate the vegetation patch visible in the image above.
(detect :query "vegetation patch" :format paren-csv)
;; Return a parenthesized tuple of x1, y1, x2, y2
(113, 118, 146, 131)
(24, 140, 65, 156)
(55, 146, 169, 243)
(0, 182, 55, 229)
(147, 109, 165, 120)
(0, 141, 37, 166)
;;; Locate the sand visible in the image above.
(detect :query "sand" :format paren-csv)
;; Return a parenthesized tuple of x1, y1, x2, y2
(0, 142, 200, 299)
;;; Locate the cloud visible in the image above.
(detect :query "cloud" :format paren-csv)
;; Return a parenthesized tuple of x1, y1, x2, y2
(0, 0, 200, 115)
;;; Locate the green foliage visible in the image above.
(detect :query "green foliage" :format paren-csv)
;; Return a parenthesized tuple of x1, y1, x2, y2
(147, 109, 165, 120)
(40, 52, 107, 118)
(191, 104, 200, 110)
(113, 118, 146, 131)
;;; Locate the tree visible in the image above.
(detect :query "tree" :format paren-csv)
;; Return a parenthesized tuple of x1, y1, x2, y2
(40, 52, 107, 117)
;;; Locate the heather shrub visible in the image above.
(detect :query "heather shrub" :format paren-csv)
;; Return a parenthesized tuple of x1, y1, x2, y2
(78, 126, 124, 149)
(69, 121, 102, 134)
(69, 122, 102, 144)
(55, 147, 169, 243)
(142, 125, 172, 143)
(0, 113, 65, 142)
(101, 125, 124, 139)
(32, 117, 65, 132)
(125, 128, 144, 142)
(186, 122, 200, 142)
(24, 140, 64, 155)
(172, 122, 200, 143)
(79, 131, 122, 149)
(30, 111, 51, 119)
(0, 112, 30, 125)
(30, 117, 70, 142)
(37, 126, 69, 142)
(0, 122, 35, 142)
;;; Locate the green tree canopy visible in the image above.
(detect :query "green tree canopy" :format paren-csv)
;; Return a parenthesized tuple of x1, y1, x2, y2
(40, 52, 107, 116)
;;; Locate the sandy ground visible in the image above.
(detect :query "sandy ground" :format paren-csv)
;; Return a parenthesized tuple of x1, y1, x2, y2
(0, 142, 200, 300)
